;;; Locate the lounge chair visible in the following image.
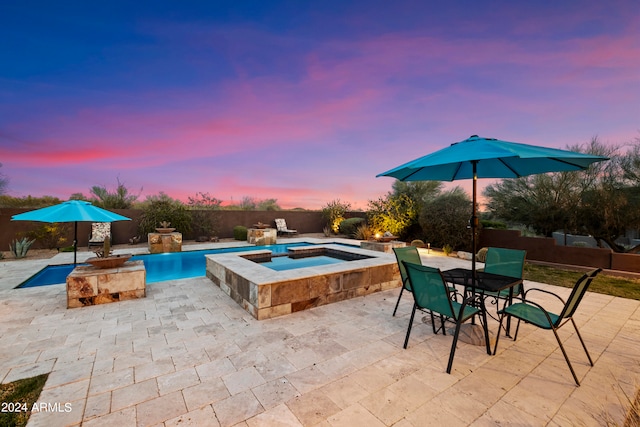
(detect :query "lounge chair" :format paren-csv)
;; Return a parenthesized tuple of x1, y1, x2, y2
(88, 222, 111, 250)
(274, 218, 297, 236)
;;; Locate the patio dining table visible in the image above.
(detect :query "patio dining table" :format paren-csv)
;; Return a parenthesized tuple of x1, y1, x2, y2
(442, 268, 523, 340)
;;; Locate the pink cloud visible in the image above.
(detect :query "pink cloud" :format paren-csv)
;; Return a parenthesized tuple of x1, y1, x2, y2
(2, 14, 637, 208)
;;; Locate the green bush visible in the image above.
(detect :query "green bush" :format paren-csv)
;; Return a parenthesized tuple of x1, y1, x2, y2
(442, 244, 453, 256)
(339, 217, 365, 237)
(233, 226, 248, 241)
(321, 199, 351, 233)
(418, 188, 472, 251)
(138, 194, 192, 237)
(26, 223, 68, 250)
(367, 193, 417, 238)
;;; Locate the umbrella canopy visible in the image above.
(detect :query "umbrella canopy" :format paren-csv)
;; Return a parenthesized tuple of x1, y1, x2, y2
(377, 135, 608, 279)
(12, 200, 131, 264)
(378, 135, 608, 181)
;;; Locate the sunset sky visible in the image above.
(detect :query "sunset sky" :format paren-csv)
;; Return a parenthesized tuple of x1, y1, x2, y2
(1, 1, 638, 209)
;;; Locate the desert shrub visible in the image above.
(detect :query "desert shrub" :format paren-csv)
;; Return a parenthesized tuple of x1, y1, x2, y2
(321, 199, 351, 234)
(138, 193, 192, 237)
(188, 192, 222, 239)
(367, 193, 417, 238)
(339, 217, 365, 237)
(476, 247, 489, 262)
(354, 224, 373, 240)
(233, 226, 248, 241)
(89, 178, 140, 209)
(418, 188, 472, 251)
(25, 223, 68, 250)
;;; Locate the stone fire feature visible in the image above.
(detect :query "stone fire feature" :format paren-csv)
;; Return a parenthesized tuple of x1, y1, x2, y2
(205, 244, 399, 320)
(148, 232, 182, 253)
(66, 260, 146, 308)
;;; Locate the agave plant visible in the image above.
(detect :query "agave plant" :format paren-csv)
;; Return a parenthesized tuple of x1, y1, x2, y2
(10, 237, 36, 259)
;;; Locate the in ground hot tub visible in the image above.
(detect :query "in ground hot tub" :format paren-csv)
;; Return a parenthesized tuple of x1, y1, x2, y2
(205, 244, 400, 319)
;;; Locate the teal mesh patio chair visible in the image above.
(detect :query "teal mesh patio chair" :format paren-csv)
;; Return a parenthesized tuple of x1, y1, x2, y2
(393, 247, 460, 316)
(403, 261, 490, 374)
(483, 247, 527, 297)
(494, 268, 602, 386)
(392, 247, 423, 316)
(470, 248, 526, 317)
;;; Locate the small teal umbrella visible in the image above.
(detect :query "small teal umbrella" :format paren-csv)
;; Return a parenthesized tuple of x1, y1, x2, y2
(12, 200, 131, 264)
(377, 135, 608, 277)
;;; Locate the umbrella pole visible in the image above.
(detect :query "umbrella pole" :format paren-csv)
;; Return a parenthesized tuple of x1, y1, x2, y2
(73, 221, 78, 265)
(471, 161, 478, 280)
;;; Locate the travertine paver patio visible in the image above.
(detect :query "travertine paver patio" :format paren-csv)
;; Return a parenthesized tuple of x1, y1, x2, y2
(0, 245, 638, 426)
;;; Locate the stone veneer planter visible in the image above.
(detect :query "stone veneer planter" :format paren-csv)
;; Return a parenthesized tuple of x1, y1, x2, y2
(205, 244, 400, 320)
(66, 260, 146, 308)
(247, 227, 277, 245)
(360, 240, 406, 253)
(148, 232, 182, 253)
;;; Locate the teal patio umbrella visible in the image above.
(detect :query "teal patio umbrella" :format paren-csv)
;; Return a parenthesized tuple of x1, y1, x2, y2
(12, 200, 131, 264)
(377, 135, 608, 277)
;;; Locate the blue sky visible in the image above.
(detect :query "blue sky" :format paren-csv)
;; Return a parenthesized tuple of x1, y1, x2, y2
(1, 1, 638, 208)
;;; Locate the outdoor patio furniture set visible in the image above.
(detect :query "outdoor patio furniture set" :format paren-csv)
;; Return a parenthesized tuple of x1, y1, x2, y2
(393, 246, 601, 386)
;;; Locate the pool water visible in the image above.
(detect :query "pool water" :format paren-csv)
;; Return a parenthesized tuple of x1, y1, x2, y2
(17, 242, 316, 288)
(259, 255, 346, 271)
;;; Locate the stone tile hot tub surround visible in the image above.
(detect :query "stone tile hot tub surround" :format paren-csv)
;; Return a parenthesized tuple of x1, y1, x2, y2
(205, 244, 400, 320)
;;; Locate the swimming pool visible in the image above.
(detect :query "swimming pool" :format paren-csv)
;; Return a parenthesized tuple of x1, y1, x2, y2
(17, 242, 318, 288)
(258, 255, 346, 271)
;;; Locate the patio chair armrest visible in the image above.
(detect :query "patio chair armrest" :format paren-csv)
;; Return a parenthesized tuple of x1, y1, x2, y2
(522, 287, 566, 305)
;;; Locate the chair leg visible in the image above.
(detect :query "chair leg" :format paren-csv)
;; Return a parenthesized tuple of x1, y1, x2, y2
(392, 286, 405, 316)
(446, 317, 463, 374)
(446, 303, 468, 374)
(403, 303, 418, 349)
(513, 319, 522, 341)
(480, 307, 491, 355)
(429, 311, 437, 334)
(552, 327, 581, 386)
(493, 313, 507, 355)
(571, 319, 594, 366)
